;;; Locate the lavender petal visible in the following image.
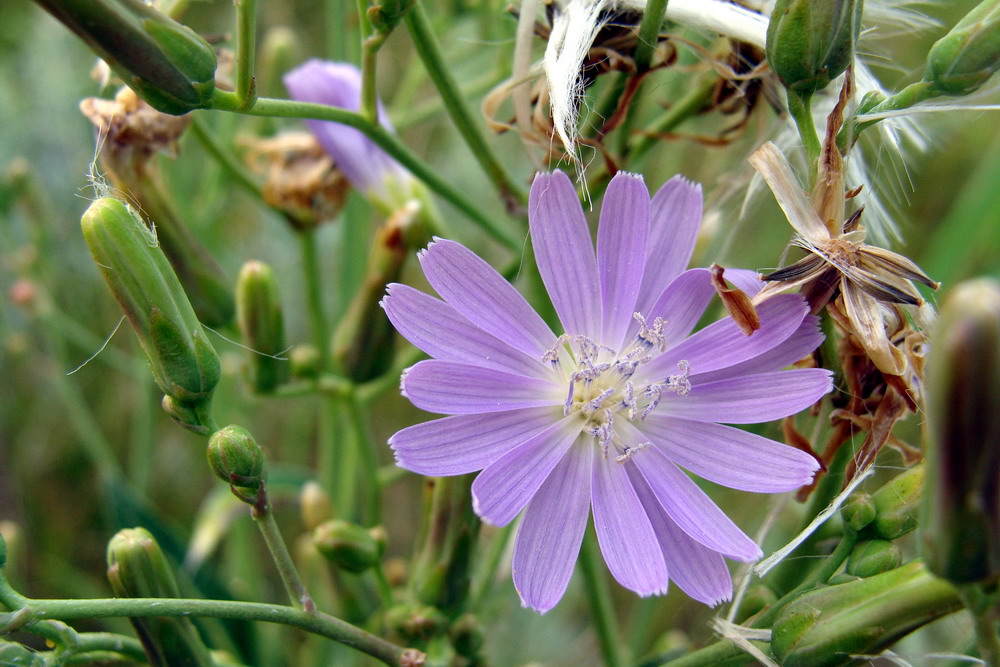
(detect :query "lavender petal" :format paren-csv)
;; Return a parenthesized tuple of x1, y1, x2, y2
(529, 171, 602, 339)
(638, 415, 819, 491)
(592, 457, 669, 596)
(382, 283, 548, 378)
(283, 60, 405, 196)
(638, 294, 807, 383)
(662, 368, 833, 423)
(390, 408, 560, 476)
(513, 444, 593, 613)
(418, 239, 557, 356)
(401, 360, 563, 414)
(472, 416, 584, 526)
(692, 315, 823, 383)
(598, 172, 650, 351)
(631, 469, 732, 605)
(636, 176, 703, 313)
(625, 422, 761, 561)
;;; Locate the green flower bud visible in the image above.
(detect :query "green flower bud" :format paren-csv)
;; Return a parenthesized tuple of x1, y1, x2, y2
(107, 527, 214, 667)
(734, 583, 778, 622)
(448, 614, 484, 659)
(922, 279, 1000, 583)
(236, 261, 289, 393)
(290, 344, 322, 379)
(367, 0, 415, 34)
(0, 640, 46, 667)
(82, 198, 220, 408)
(872, 465, 924, 540)
(925, 0, 1000, 97)
(846, 539, 902, 578)
(207, 425, 267, 502)
(766, 0, 863, 96)
(771, 562, 961, 667)
(33, 0, 216, 115)
(313, 520, 384, 573)
(384, 604, 448, 645)
(841, 491, 877, 531)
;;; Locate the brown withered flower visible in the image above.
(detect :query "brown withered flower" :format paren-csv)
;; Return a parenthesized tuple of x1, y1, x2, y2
(748, 140, 938, 376)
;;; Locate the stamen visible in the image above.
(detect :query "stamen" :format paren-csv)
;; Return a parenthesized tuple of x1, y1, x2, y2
(615, 441, 650, 463)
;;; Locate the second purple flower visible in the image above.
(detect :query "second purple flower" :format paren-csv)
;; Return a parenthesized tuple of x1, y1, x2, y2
(383, 170, 830, 613)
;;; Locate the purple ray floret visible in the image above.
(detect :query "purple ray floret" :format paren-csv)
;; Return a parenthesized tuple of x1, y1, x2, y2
(383, 170, 829, 613)
(283, 59, 412, 202)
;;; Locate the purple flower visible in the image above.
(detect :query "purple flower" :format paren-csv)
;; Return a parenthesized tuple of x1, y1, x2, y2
(382, 170, 830, 613)
(283, 59, 416, 208)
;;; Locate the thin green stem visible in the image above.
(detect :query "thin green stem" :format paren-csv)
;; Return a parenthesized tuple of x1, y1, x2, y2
(580, 528, 625, 667)
(253, 496, 314, 611)
(209, 92, 520, 249)
(360, 33, 387, 124)
(331, 394, 361, 520)
(189, 117, 266, 201)
(404, 1, 526, 209)
(628, 71, 717, 163)
(470, 524, 514, 610)
(786, 91, 821, 184)
(24, 621, 147, 663)
(346, 390, 381, 524)
(2, 596, 415, 666)
(235, 0, 258, 109)
(958, 584, 1000, 667)
(633, 0, 666, 72)
(299, 228, 331, 371)
(372, 564, 395, 610)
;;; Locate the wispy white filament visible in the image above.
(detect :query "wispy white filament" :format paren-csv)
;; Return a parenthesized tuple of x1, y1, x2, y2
(753, 464, 875, 577)
(711, 618, 778, 667)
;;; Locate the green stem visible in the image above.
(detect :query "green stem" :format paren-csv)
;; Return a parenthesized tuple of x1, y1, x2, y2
(346, 390, 381, 524)
(331, 394, 362, 520)
(404, 1, 526, 209)
(372, 564, 395, 610)
(235, 0, 258, 109)
(848, 80, 937, 143)
(633, 0, 666, 72)
(360, 32, 387, 125)
(958, 584, 1000, 667)
(23, 621, 147, 663)
(469, 524, 514, 610)
(1, 596, 414, 666)
(189, 117, 266, 201)
(628, 72, 717, 163)
(786, 91, 821, 184)
(253, 494, 314, 611)
(209, 91, 520, 249)
(580, 528, 624, 667)
(299, 228, 331, 371)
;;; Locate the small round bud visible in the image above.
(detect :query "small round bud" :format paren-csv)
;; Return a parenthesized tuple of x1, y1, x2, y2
(385, 604, 447, 645)
(207, 425, 266, 497)
(313, 520, 383, 573)
(300, 481, 334, 532)
(448, 614, 484, 659)
(290, 344, 322, 379)
(841, 492, 876, 531)
(846, 539, 902, 578)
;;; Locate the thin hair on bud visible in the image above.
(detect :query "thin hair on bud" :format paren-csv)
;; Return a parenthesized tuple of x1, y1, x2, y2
(66, 316, 126, 376)
(203, 324, 291, 360)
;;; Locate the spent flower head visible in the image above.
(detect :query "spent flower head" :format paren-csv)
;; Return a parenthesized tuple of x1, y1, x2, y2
(382, 170, 830, 612)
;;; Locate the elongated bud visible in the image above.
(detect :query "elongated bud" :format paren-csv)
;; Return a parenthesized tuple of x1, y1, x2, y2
(925, 0, 1000, 97)
(846, 539, 902, 578)
(107, 527, 214, 667)
(871, 464, 924, 540)
(207, 425, 267, 504)
(300, 481, 334, 532)
(922, 279, 1000, 583)
(33, 0, 216, 115)
(236, 261, 289, 393)
(766, 0, 863, 96)
(771, 562, 961, 666)
(333, 202, 419, 381)
(290, 344, 322, 379)
(313, 520, 384, 573)
(82, 198, 220, 416)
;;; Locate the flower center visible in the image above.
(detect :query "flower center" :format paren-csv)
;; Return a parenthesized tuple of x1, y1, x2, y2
(542, 313, 691, 462)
